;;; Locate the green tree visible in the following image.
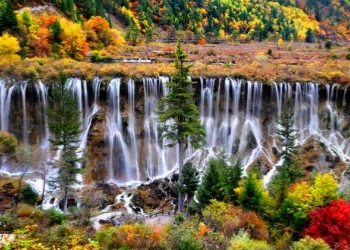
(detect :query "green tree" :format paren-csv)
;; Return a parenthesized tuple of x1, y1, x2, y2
(46, 72, 82, 214)
(15, 144, 36, 206)
(270, 98, 303, 204)
(83, 0, 96, 19)
(0, 0, 19, 34)
(226, 157, 243, 204)
(0, 131, 17, 169)
(178, 162, 198, 205)
(197, 158, 226, 209)
(125, 21, 141, 46)
(158, 41, 205, 212)
(238, 172, 264, 214)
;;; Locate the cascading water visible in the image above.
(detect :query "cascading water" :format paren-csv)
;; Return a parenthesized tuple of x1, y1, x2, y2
(66, 78, 101, 184)
(106, 78, 134, 183)
(0, 80, 15, 132)
(1, 77, 349, 187)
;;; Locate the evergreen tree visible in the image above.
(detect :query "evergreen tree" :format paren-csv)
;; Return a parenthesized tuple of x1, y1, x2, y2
(0, 0, 19, 34)
(178, 162, 198, 204)
(125, 21, 141, 46)
(305, 28, 314, 43)
(46, 72, 82, 214)
(277, 98, 297, 166)
(238, 172, 263, 214)
(83, 0, 96, 19)
(270, 98, 303, 204)
(158, 41, 205, 212)
(226, 157, 243, 204)
(95, 0, 105, 18)
(197, 158, 226, 209)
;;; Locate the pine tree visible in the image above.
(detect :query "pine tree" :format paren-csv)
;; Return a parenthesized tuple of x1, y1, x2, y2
(277, 98, 297, 166)
(238, 172, 263, 214)
(158, 41, 205, 212)
(46, 72, 82, 213)
(0, 0, 19, 34)
(197, 158, 226, 209)
(83, 0, 96, 19)
(270, 98, 303, 204)
(226, 157, 243, 204)
(178, 162, 198, 203)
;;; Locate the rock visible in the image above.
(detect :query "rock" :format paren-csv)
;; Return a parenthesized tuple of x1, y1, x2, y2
(59, 194, 77, 210)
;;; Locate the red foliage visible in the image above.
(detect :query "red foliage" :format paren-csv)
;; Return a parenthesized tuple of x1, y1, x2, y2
(303, 199, 350, 250)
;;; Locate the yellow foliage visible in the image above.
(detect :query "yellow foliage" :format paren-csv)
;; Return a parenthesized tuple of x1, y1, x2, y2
(195, 222, 210, 238)
(60, 19, 87, 60)
(277, 38, 284, 47)
(310, 172, 339, 207)
(0, 32, 21, 64)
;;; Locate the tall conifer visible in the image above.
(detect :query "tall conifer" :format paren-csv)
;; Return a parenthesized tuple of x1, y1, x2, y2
(46, 72, 82, 213)
(158, 41, 205, 212)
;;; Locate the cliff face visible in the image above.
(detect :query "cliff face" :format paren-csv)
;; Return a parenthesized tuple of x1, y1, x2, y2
(1, 78, 349, 189)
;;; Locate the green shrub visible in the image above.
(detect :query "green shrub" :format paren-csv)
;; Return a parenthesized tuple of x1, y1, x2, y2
(176, 235, 203, 250)
(19, 185, 38, 205)
(228, 230, 274, 250)
(45, 208, 66, 225)
(325, 40, 332, 50)
(345, 54, 350, 60)
(290, 236, 330, 250)
(0, 213, 18, 232)
(267, 49, 273, 56)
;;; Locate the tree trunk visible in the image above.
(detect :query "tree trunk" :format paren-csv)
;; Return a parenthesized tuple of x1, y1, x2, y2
(178, 141, 185, 213)
(40, 175, 46, 210)
(16, 166, 28, 207)
(64, 186, 68, 214)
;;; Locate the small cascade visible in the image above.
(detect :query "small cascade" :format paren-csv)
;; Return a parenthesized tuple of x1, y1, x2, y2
(0, 80, 15, 131)
(143, 78, 178, 179)
(34, 80, 49, 150)
(20, 82, 29, 144)
(66, 78, 101, 184)
(127, 79, 140, 181)
(106, 78, 133, 182)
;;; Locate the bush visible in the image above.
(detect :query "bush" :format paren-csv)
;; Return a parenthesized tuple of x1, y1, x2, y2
(19, 185, 38, 205)
(291, 236, 330, 250)
(16, 203, 34, 218)
(228, 230, 273, 250)
(206, 49, 216, 56)
(45, 208, 66, 226)
(267, 49, 273, 56)
(345, 54, 350, 60)
(325, 40, 332, 50)
(0, 213, 18, 232)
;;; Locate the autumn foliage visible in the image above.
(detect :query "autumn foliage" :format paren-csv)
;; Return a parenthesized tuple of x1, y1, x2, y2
(303, 199, 350, 250)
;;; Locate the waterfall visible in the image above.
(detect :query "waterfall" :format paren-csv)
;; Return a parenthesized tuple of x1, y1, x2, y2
(34, 80, 50, 150)
(20, 82, 29, 144)
(0, 80, 15, 131)
(106, 78, 134, 183)
(127, 79, 140, 181)
(1, 77, 350, 186)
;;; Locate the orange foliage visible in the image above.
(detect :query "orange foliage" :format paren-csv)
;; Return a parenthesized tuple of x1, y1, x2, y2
(239, 211, 269, 240)
(195, 222, 210, 238)
(29, 27, 51, 57)
(40, 14, 57, 28)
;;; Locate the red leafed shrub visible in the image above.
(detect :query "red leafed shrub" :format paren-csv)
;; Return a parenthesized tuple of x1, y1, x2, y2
(239, 211, 269, 240)
(303, 199, 350, 250)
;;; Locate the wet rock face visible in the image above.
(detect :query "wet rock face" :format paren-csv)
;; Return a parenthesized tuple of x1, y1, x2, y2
(298, 138, 347, 181)
(132, 178, 176, 212)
